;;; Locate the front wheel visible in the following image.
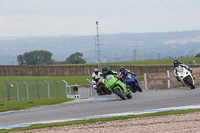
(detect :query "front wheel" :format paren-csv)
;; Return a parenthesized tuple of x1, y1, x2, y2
(115, 88, 126, 100)
(186, 78, 195, 89)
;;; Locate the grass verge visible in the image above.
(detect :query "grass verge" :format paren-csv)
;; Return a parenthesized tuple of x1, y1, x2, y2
(0, 76, 91, 100)
(1, 108, 200, 133)
(0, 98, 74, 112)
(53, 57, 200, 66)
(0, 76, 92, 85)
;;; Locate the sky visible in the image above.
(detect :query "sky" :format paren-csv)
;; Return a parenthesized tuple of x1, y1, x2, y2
(1, 0, 200, 37)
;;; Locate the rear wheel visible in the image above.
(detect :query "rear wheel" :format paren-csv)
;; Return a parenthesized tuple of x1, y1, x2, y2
(186, 78, 195, 89)
(103, 86, 112, 95)
(115, 88, 126, 100)
(134, 83, 142, 92)
(128, 84, 137, 93)
(126, 92, 132, 99)
(96, 87, 106, 95)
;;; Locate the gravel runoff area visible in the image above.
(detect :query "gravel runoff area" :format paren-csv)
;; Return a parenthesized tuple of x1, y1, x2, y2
(13, 112, 200, 133)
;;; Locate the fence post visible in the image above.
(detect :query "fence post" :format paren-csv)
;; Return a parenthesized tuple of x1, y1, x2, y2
(23, 81, 29, 100)
(63, 80, 68, 98)
(86, 79, 93, 96)
(54, 80, 59, 99)
(144, 73, 148, 91)
(5, 81, 10, 101)
(35, 81, 40, 100)
(44, 80, 50, 99)
(152, 78, 157, 91)
(167, 78, 173, 89)
(14, 81, 19, 101)
(167, 70, 170, 89)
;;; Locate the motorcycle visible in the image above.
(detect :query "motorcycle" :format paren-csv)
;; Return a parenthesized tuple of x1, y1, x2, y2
(96, 78, 112, 95)
(125, 74, 142, 93)
(177, 67, 195, 89)
(104, 74, 132, 100)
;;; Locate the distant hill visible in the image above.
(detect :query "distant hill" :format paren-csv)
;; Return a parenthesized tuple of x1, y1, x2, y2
(0, 30, 200, 65)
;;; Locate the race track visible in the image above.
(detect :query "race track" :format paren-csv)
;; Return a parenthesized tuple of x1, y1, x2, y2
(1, 87, 200, 128)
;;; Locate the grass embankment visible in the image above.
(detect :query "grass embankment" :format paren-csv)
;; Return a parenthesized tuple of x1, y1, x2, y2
(101, 57, 200, 66)
(54, 57, 200, 66)
(0, 98, 74, 112)
(1, 108, 200, 133)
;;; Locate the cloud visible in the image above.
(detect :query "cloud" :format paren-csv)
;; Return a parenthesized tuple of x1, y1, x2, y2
(0, 15, 99, 36)
(1, 0, 200, 36)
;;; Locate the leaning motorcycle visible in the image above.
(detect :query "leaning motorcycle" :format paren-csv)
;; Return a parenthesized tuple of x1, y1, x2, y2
(104, 74, 132, 100)
(125, 74, 142, 93)
(177, 67, 195, 89)
(96, 78, 112, 95)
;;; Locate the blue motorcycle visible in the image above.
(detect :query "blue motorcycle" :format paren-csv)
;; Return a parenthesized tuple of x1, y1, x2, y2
(125, 74, 142, 93)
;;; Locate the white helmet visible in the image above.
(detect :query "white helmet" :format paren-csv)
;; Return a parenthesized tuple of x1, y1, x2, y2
(94, 68, 98, 74)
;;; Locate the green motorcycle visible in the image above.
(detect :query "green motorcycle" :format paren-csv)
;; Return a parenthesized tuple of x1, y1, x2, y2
(104, 74, 132, 100)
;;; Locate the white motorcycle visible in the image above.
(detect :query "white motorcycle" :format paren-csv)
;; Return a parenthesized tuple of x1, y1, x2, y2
(177, 67, 195, 89)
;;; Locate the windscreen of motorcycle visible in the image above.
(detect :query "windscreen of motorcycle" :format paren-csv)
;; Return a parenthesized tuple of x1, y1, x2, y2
(177, 66, 183, 72)
(105, 75, 113, 83)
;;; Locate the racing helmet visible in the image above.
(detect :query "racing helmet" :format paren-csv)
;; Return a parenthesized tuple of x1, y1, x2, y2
(94, 68, 99, 75)
(102, 66, 109, 74)
(120, 67, 125, 74)
(173, 59, 179, 67)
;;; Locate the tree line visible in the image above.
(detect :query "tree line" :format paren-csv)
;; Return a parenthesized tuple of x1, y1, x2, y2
(17, 50, 86, 65)
(17, 50, 200, 66)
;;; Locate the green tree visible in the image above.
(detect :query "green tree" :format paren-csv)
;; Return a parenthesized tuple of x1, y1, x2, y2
(66, 52, 86, 64)
(17, 50, 53, 65)
(17, 55, 25, 65)
(195, 53, 200, 57)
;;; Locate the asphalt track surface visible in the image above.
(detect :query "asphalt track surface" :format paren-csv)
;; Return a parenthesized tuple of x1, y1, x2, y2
(1, 87, 200, 126)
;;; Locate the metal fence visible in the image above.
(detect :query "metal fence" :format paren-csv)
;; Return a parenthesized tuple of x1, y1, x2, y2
(0, 80, 90, 102)
(2, 77, 193, 102)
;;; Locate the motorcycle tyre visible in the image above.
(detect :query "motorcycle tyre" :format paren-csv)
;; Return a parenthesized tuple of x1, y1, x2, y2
(134, 83, 142, 92)
(131, 87, 137, 93)
(186, 78, 195, 89)
(126, 92, 132, 99)
(96, 86, 107, 95)
(115, 88, 126, 100)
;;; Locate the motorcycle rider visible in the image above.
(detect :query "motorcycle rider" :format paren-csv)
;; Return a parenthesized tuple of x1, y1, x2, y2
(119, 67, 135, 82)
(173, 59, 195, 85)
(119, 67, 142, 93)
(92, 68, 102, 90)
(102, 66, 118, 78)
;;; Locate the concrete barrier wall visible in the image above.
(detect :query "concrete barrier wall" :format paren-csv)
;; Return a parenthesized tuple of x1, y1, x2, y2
(0, 65, 199, 76)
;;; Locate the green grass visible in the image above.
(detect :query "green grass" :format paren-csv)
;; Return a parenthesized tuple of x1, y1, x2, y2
(0, 76, 91, 85)
(52, 57, 200, 66)
(0, 76, 91, 101)
(1, 108, 200, 133)
(0, 98, 74, 112)
(136, 76, 144, 81)
(100, 57, 200, 66)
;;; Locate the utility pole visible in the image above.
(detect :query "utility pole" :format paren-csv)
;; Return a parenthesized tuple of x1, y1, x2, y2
(158, 53, 161, 60)
(133, 49, 137, 61)
(95, 21, 101, 71)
